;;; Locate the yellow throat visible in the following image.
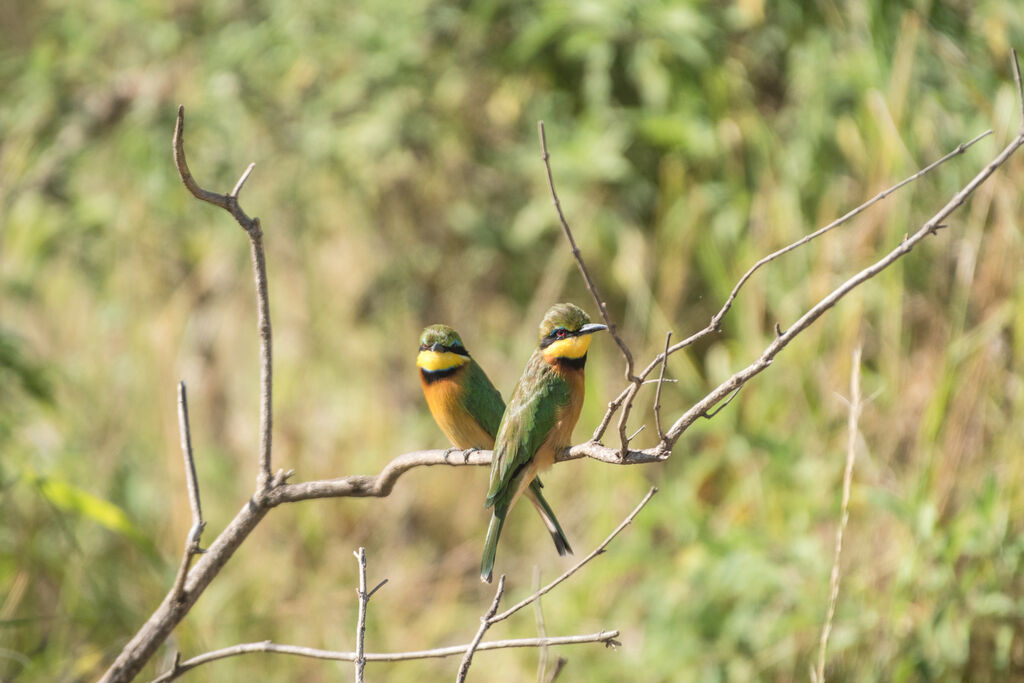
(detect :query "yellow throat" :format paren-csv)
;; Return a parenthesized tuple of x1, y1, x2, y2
(542, 334, 593, 362)
(417, 349, 470, 372)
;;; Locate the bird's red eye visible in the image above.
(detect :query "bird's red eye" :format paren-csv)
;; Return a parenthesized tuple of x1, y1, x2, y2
(556, 329, 567, 339)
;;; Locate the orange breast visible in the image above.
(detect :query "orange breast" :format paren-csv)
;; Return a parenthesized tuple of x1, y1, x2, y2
(421, 371, 496, 450)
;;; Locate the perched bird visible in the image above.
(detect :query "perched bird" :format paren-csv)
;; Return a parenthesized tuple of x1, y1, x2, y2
(416, 324, 572, 563)
(480, 304, 607, 583)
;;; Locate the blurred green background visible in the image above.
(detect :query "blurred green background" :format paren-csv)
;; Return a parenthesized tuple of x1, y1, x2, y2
(3, 0, 1024, 680)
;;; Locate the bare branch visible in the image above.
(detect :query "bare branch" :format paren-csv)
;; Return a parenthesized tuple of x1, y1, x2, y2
(150, 631, 620, 682)
(102, 443, 654, 682)
(176, 382, 204, 529)
(660, 127, 1024, 448)
(353, 548, 373, 683)
(169, 382, 205, 604)
(538, 121, 637, 382)
(457, 575, 505, 682)
(268, 449, 492, 502)
(653, 332, 672, 441)
(491, 487, 657, 623)
(172, 105, 273, 492)
(451, 487, 651, 679)
(591, 128, 992, 444)
(705, 131, 992, 340)
(814, 347, 863, 682)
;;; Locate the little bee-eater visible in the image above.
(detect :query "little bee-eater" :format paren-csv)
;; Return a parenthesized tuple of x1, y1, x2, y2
(416, 325, 572, 562)
(480, 304, 607, 582)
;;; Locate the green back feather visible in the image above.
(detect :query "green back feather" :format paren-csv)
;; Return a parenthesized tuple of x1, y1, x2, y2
(485, 350, 570, 509)
(461, 359, 505, 438)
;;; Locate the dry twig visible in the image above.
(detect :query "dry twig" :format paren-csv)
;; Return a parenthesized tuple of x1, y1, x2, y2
(169, 382, 205, 605)
(149, 632, 620, 682)
(456, 576, 506, 682)
(584, 127, 993, 447)
(353, 548, 387, 683)
(171, 105, 273, 492)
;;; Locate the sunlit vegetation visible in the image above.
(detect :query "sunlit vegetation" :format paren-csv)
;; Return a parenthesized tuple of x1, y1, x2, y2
(2, 1, 1023, 680)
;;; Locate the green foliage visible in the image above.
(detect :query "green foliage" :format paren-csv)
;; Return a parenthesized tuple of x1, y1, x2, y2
(2, 0, 1023, 680)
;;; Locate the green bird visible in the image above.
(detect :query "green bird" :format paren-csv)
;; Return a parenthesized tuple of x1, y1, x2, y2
(416, 324, 572, 562)
(480, 304, 607, 583)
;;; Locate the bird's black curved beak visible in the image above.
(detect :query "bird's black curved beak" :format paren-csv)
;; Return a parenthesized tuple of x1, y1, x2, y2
(578, 323, 608, 335)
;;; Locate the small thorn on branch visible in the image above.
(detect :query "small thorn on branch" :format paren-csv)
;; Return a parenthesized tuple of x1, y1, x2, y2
(927, 223, 947, 236)
(774, 322, 784, 337)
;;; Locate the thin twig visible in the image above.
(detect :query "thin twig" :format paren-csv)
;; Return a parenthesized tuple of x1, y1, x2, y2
(169, 382, 205, 604)
(176, 382, 203, 528)
(538, 121, 638, 391)
(150, 631, 620, 682)
(661, 126, 1024, 448)
(452, 486, 654, 680)
(171, 105, 273, 492)
(231, 162, 256, 198)
(456, 575, 505, 682)
(653, 332, 672, 441)
(1013, 49, 1024, 131)
(814, 346, 863, 682)
(539, 120, 642, 454)
(491, 487, 657, 623)
(353, 548, 368, 683)
(701, 385, 744, 420)
(591, 128, 991, 444)
(625, 424, 646, 443)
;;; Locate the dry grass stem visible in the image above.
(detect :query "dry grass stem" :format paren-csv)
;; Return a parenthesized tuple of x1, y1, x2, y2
(814, 346, 863, 682)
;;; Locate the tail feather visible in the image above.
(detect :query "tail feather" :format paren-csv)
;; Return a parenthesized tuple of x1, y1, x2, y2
(527, 479, 573, 557)
(480, 512, 504, 583)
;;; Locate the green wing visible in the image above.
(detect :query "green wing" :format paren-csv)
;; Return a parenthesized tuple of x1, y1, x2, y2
(485, 351, 569, 509)
(460, 359, 506, 439)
